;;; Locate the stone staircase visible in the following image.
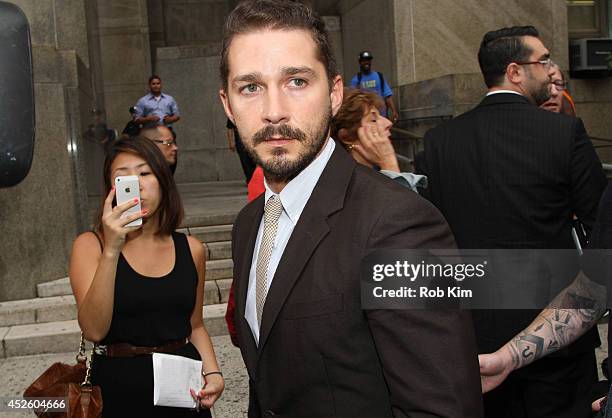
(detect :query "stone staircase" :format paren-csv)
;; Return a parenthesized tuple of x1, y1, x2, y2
(0, 181, 248, 358)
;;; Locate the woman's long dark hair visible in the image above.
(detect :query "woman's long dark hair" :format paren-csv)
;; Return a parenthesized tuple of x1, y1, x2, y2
(95, 136, 184, 235)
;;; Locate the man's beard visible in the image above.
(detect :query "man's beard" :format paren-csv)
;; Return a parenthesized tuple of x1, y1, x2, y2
(531, 83, 550, 106)
(244, 108, 332, 183)
(526, 68, 550, 106)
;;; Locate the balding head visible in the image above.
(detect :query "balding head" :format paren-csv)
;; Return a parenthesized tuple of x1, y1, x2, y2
(141, 125, 178, 166)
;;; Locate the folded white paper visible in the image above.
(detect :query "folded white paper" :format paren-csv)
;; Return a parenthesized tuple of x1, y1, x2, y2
(152, 353, 203, 408)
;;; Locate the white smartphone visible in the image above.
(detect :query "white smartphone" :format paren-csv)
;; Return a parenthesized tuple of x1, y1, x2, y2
(115, 175, 142, 227)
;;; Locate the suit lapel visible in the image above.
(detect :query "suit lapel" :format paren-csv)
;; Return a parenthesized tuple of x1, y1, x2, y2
(235, 196, 264, 378)
(257, 143, 356, 354)
(256, 208, 330, 353)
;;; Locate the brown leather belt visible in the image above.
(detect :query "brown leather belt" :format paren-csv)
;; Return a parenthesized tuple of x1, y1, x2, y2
(97, 338, 188, 358)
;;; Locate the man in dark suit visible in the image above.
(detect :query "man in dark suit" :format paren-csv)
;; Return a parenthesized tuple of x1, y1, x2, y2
(477, 185, 612, 415)
(217, 1, 483, 417)
(418, 26, 607, 417)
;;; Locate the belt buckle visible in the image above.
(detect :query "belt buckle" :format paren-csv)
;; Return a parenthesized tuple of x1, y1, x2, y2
(130, 344, 145, 356)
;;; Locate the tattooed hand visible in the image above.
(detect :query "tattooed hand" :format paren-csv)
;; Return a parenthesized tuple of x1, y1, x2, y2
(478, 271, 607, 393)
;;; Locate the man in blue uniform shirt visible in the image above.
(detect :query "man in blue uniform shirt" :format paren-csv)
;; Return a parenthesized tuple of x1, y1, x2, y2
(350, 51, 398, 123)
(134, 75, 181, 129)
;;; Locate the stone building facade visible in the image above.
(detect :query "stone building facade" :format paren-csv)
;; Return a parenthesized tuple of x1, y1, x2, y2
(1, 0, 611, 301)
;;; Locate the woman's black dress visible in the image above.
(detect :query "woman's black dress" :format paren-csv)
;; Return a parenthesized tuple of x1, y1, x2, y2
(91, 232, 212, 417)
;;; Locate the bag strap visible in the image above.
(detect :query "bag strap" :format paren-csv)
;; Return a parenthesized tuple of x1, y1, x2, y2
(377, 72, 386, 91)
(76, 231, 102, 386)
(77, 333, 86, 361)
(357, 72, 362, 85)
(82, 343, 95, 386)
(78, 332, 97, 386)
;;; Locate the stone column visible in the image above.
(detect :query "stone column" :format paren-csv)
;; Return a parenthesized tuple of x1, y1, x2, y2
(393, 0, 569, 85)
(156, 45, 243, 183)
(323, 16, 344, 80)
(96, 0, 152, 131)
(150, 0, 245, 183)
(339, 0, 396, 86)
(0, 0, 99, 301)
(393, 0, 571, 126)
(571, 79, 612, 162)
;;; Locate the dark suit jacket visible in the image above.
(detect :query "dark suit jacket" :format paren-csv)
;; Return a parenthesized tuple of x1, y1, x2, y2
(232, 143, 483, 418)
(586, 184, 612, 378)
(417, 93, 607, 354)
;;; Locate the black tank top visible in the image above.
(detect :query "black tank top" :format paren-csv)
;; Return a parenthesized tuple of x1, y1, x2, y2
(100, 232, 198, 347)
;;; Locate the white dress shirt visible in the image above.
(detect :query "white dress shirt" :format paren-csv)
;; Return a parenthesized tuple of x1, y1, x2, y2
(245, 139, 336, 344)
(485, 90, 524, 97)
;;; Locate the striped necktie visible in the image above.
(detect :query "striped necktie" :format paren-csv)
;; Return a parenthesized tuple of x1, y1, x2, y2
(256, 195, 284, 326)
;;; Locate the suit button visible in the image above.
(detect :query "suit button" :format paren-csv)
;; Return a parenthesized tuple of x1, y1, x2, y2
(264, 410, 276, 417)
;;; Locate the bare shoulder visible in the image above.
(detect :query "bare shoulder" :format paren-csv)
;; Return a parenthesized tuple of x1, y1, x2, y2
(69, 232, 103, 300)
(186, 234, 207, 262)
(72, 231, 103, 255)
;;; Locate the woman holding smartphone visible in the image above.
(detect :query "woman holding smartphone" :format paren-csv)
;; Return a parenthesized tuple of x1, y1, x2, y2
(69, 137, 223, 417)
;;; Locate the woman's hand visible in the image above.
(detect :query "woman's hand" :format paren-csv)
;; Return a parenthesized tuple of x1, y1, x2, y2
(101, 186, 146, 255)
(190, 373, 225, 410)
(354, 123, 400, 172)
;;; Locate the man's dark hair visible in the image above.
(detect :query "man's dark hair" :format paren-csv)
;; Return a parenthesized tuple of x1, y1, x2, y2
(477, 26, 539, 88)
(220, 0, 338, 91)
(149, 74, 161, 84)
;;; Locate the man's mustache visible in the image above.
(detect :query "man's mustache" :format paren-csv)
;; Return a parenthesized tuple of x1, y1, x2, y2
(252, 124, 307, 145)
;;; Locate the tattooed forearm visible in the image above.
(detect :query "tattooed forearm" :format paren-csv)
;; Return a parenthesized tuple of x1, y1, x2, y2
(507, 272, 607, 370)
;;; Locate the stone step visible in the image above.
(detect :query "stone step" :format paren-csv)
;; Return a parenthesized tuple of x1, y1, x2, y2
(207, 241, 232, 260)
(37, 277, 71, 298)
(37, 259, 233, 298)
(87, 210, 239, 229)
(177, 230, 232, 260)
(206, 259, 233, 281)
(186, 225, 233, 243)
(0, 295, 77, 328)
(182, 213, 238, 228)
(217, 278, 232, 303)
(204, 278, 233, 306)
(1, 304, 229, 358)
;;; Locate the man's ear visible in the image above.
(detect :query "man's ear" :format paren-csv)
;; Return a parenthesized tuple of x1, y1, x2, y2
(330, 75, 344, 117)
(219, 88, 235, 124)
(506, 63, 523, 84)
